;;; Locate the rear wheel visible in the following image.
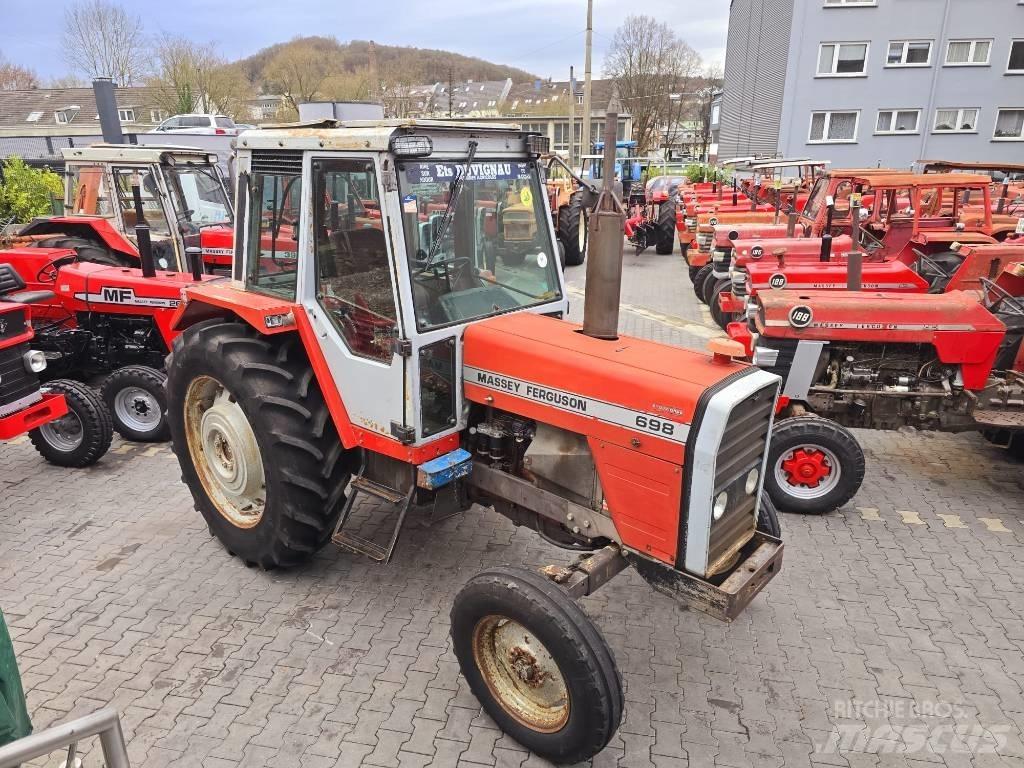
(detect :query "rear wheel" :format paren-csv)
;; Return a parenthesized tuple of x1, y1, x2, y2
(558, 192, 588, 266)
(451, 567, 623, 764)
(765, 415, 865, 514)
(36, 235, 131, 267)
(700, 267, 721, 305)
(29, 379, 112, 467)
(101, 365, 169, 442)
(692, 264, 714, 303)
(654, 200, 676, 255)
(709, 280, 739, 330)
(165, 321, 354, 568)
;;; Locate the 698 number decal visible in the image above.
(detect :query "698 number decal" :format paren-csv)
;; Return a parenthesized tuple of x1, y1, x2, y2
(635, 414, 677, 436)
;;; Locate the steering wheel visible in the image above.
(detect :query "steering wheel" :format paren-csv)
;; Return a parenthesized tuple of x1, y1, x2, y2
(37, 254, 77, 282)
(913, 249, 953, 280)
(979, 277, 1024, 316)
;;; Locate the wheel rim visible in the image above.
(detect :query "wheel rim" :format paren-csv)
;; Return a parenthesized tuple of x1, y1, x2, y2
(472, 615, 570, 733)
(114, 386, 162, 433)
(774, 444, 842, 499)
(184, 375, 266, 528)
(37, 411, 84, 452)
(577, 214, 586, 252)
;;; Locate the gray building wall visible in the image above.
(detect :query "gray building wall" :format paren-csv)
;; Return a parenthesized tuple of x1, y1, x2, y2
(718, 0, 796, 160)
(779, 0, 1024, 167)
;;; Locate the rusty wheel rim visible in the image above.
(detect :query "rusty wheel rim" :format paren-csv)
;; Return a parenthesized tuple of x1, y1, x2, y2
(184, 375, 266, 529)
(472, 614, 570, 733)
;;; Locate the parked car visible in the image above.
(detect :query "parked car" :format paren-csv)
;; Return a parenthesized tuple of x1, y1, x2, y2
(150, 114, 238, 135)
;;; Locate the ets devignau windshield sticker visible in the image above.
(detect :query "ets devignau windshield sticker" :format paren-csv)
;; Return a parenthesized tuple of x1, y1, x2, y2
(404, 162, 533, 184)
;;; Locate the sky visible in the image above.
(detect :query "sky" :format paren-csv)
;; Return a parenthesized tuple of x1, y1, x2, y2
(0, 0, 728, 83)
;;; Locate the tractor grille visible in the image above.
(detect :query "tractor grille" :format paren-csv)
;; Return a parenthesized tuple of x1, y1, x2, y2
(251, 151, 303, 176)
(696, 232, 713, 251)
(752, 337, 800, 380)
(732, 267, 749, 298)
(685, 217, 698, 230)
(0, 309, 27, 343)
(705, 380, 777, 575)
(712, 248, 731, 270)
(0, 342, 41, 417)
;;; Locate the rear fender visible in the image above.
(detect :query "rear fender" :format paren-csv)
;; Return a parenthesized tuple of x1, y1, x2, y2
(18, 217, 139, 259)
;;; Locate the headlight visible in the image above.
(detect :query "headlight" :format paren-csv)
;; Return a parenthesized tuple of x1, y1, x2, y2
(23, 349, 46, 373)
(745, 468, 760, 495)
(713, 492, 728, 521)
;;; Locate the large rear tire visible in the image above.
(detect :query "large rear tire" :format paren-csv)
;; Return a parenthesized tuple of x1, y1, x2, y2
(36, 235, 132, 267)
(29, 379, 112, 467)
(709, 280, 739, 330)
(654, 200, 675, 255)
(165, 321, 354, 568)
(764, 415, 865, 514)
(451, 566, 623, 764)
(692, 264, 714, 303)
(558, 192, 588, 266)
(101, 365, 169, 442)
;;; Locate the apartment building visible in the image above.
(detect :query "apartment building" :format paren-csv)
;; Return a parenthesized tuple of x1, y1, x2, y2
(719, 0, 1024, 167)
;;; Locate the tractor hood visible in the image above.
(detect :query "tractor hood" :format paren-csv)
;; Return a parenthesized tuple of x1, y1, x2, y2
(198, 224, 236, 268)
(462, 311, 759, 464)
(713, 223, 788, 248)
(732, 235, 854, 269)
(744, 252, 927, 293)
(696, 211, 777, 233)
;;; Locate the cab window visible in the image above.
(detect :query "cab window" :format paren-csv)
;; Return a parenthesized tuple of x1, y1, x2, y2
(246, 170, 301, 300)
(313, 158, 396, 363)
(112, 167, 171, 235)
(66, 164, 113, 217)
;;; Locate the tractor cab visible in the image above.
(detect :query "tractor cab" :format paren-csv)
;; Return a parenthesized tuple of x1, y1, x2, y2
(18, 144, 233, 273)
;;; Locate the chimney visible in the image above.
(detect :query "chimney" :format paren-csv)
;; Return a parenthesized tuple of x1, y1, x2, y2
(93, 78, 123, 143)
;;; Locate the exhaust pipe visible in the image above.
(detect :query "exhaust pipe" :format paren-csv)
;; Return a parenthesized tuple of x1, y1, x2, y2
(130, 174, 156, 277)
(819, 199, 835, 262)
(582, 111, 626, 340)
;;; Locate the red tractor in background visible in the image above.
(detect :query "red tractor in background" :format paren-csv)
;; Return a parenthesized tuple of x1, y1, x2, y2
(0, 265, 111, 466)
(732, 259, 1024, 514)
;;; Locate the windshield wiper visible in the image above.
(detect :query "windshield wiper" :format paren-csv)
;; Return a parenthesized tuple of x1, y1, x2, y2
(416, 140, 478, 273)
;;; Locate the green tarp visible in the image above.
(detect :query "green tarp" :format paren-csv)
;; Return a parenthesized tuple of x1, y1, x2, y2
(0, 609, 31, 746)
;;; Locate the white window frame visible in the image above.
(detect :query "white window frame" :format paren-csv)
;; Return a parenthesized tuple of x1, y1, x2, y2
(54, 110, 69, 125)
(1008, 39, 1024, 74)
(944, 39, 992, 67)
(118, 108, 135, 123)
(823, 0, 877, 6)
(816, 42, 870, 77)
(886, 40, 932, 67)
(808, 110, 860, 144)
(875, 109, 921, 135)
(932, 108, 980, 134)
(993, 108, 1024, 141)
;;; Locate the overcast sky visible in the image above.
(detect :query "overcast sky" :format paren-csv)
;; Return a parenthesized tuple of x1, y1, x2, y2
(1, 0, 728, 83)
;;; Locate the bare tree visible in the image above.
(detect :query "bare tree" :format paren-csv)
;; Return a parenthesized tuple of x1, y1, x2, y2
(0, 56, 39, 90)
(693, 66, 723, 163)
(265, 42, 334, 112)
(150, 35, 253, 118)
(603, 15, 702, 154)
(61, 0, 147, 86)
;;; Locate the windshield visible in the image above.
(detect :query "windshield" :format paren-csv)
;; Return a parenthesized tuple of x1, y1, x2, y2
(398, 159, 562, 330)
(164, 165, 232, 231)
(800, 177, 828, 225)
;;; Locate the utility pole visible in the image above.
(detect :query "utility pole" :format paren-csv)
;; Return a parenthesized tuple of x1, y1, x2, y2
(447, 67, 454, 119)
(568, 65, 575, 167)
(581, 0, 593, 157)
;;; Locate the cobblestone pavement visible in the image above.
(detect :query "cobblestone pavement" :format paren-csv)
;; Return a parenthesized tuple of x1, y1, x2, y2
(2, 243, 1024, 768)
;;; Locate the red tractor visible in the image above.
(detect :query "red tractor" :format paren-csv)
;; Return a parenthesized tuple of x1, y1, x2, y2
(732, 260, 1024, 514)
(0, 265, 111, 466)
(163, 120, 783, 763)
(624, 174, 686, 255)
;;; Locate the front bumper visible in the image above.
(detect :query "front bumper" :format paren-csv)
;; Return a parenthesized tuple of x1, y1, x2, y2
(719, 291, 744, 314)
(0, 392, 68, 440)
(626, 532, 783, 622)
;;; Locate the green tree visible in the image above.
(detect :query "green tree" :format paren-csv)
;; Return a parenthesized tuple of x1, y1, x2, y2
(0, 158, 64, 223)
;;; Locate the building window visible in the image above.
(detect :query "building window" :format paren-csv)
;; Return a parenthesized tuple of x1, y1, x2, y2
(808, 110, 859, 143)
(876, 109, 920, 134)
(994, 109, 1024, 140)
(823, 0, 876, 5)
(26, 111, 43, 122)
(149, 109, 166, 123)
(817, 43, 868, 76)
(54, 106, 80, 124)
(118, 108, 135, 123)
(933, 108, 979, 133)
(886, 41, 931, 67)
(945, 40, 991, 66)
(1008, 40, 1024, 73)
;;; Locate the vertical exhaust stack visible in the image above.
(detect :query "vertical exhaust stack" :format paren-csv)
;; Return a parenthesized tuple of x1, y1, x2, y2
(581, 112, 626, 340)
(93, 78, 124, 144)
(847, 195, 863, 290)
(130, 174, 156, 278)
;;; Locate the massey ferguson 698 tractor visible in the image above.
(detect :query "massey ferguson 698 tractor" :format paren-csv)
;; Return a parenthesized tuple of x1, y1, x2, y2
(11, 144, 234, 273)
(162, 119, 784, 762)
(734, 259, 1024, 515)
(0, 266, 112, 466)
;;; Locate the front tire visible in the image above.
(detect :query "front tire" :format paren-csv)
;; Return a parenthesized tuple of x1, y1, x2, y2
(29, 379, 112, 467)
(166, 321, 354, 568)
(709, 280, 739, 330)
(558, 192, 588, 266)
(692, 264, 714, 302)
(101, 365, 169, 442)
(451, 567, 623, 764)
(654, 200, 675, 255)
(765, 415, 865, 514)
(700, 267, 722, 305)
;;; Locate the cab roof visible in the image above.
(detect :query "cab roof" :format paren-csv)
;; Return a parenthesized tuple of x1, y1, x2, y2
(61, 143, 217, 164)
(920, 160, 1024, 174)
(825, 170, 992, 188)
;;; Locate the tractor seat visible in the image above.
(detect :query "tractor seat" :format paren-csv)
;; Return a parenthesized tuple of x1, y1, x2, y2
(0, 263, 55, 304)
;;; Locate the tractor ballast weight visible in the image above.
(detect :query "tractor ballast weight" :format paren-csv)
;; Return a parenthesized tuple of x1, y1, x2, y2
(163, 119, 783, 763)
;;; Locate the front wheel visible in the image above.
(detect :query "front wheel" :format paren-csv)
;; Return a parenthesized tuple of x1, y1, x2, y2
(101, 365, 169, 442)
(29, 380, 112, 467)
(166, 321, 354, 568)
(451, 567, 623, 764)
(692, 264, 714, 303)
(558, 193, 588, 266)
(709, 280, 740, 330)
(764, 415, 865, 514)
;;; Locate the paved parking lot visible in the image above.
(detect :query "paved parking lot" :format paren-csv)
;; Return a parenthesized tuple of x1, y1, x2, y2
(3, 244, 1024, 768)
